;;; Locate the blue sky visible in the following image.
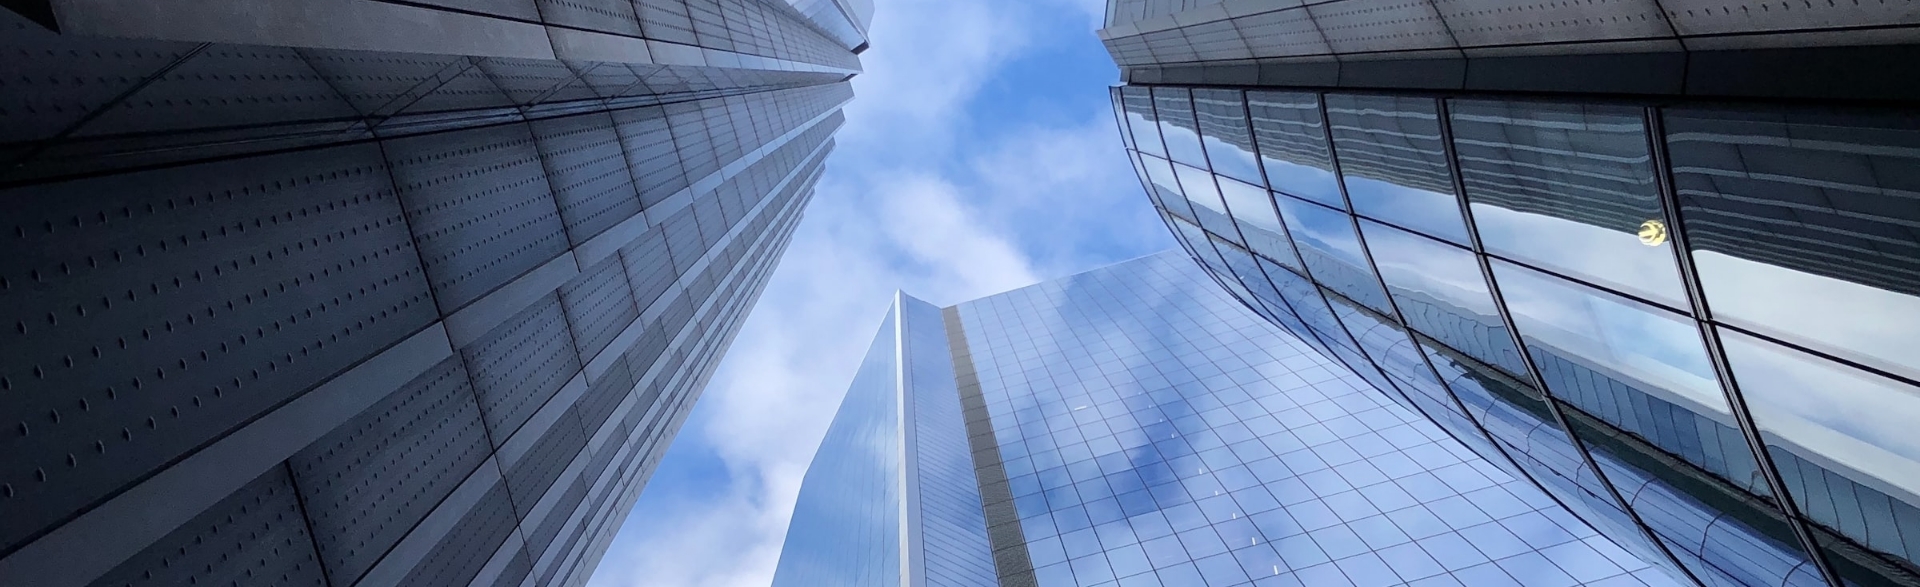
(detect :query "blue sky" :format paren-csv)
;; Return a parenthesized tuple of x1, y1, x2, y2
(584, 1, 1172, 585)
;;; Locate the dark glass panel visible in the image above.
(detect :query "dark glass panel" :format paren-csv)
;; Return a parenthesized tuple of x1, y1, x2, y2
(1192, 88, 1263, 186)
(1248, 90, 1343, 208)
(1154, 87, 1208, 168)
(1668, 107, 1920, 384)
(1721, 328, 1920, 586)
(1272, 196, 1392, 314)
(1325, 94, 1469, 245)
(1493, 259, 1771, 500)
(1357, 218, 1529, 379)
(1452, 99, 1687, 309)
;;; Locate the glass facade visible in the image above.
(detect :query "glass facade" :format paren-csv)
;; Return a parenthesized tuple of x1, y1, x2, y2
(1112, 84, 1920, 587)
(771, 293, 996, 587)
(782, 254, 1688, 586)
(948, 252, 1673, 587)
(773, 306, 905, 587)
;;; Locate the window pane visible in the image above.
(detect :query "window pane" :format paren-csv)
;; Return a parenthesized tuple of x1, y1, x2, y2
(1272, 196, 1391, 314)
(1193, 88, 1262, 186)
(1325, 94, 1469, 245)
(1492, 259, 1772, 499)
(1325, 291, 1504, 461)
(1248, 91, 1343, 208)
(1141, 154, 1194, 222)
(1668, 107, 1920, 384)
(1562, 404, 1824, 587)
(1154, 87, 1208, 168)
(1451, 100, 1687, 310)
(1357, 219, 1528, 379)
(1121, 85, 1165, 157)
(1721, 328, 1920, 584)
(1216, 177, 1292, 265)
(1170, 214, 1232, 281)
(1175, 162, 1237, 238)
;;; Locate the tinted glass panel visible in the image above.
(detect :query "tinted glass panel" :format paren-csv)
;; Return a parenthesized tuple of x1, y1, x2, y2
(1170, 214, 1233, 278)
(1668, 107, 1920, 384)
(1272, 196, 1392, 314)
(1193, 88, 1263, 186)
(1422, 334, 1690, 580)
(1216, 177, 1293, 265)
(1721, 328, 1920, 585)
(1492, 259, 1772, 501)
(1121, 86, 1165, 157)
(1561, 405, 1826, 587)
(1176, 162, 1237, 238)
(771, 308, 903, 587)
(1325, 94, 1469, 245)
(1248, 90, 1343, 208)
(1154, 87, 1208, 168)
(1452, 100, 1687, 310)
(1358, 219, 1528, 379)
(1141, 154, 1194, 222)
(1325, 291, 1509, 465)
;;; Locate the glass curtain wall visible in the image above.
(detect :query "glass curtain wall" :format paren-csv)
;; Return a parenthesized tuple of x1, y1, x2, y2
(1112, 84, 1920, 587)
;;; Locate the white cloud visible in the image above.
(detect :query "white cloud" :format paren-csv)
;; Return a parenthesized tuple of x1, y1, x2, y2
(964, 111, 1170, 278)
(583, 0, 1164, 585)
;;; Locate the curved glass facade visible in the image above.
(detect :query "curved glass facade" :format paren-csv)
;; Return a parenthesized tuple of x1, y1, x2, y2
(1114, 84, 1920, 587)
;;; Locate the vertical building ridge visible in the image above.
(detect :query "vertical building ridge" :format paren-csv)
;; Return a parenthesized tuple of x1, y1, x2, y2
(943, 305, 1041, 587)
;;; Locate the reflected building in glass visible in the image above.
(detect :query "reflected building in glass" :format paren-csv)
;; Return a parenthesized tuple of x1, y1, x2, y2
(1100, 1, 1920, 586)
(0, 1, 867, 586)
(776, 253, 1679, 586)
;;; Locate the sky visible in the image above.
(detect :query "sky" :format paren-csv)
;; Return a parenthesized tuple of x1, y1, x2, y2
(583, 1, 1174, 585)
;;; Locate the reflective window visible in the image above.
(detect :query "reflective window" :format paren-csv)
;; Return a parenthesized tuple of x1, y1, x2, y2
(1215, 176, 1293, 266)
(1154, 87, 1208, 168)
(1255, 242, 1304, 291)
(1325, 94, 1470, 245)
(1272, 196, 1392, 314)
(1140, 154, 1194, 222)
(1324, 290, 1507, 464)
(1176, 163, 1238, 240)
(1213, 238, 1299, 328)
(953, 252, 1673, 587)
(1121, 86, 1165, 157)
(1112, 87, 1135, 152)
(1721, 328, 1920, 583)
(1668, 107, 1920, 384)
(1206, 234, 1267, 309)
(1451, 100, 1688, 310)
(1563, 406, 1827, 587)
(771, 308, 903, 587)
(1492, 259, 1776, 501)
(1248, 91, 1343, 208)
(1169, 214, 1233, 279)
(1262, 257, 1364, 357)
(1423, 334, 1689, 580)
(1357, 219, 1529, 379)
(1192, 88, 1263, 186)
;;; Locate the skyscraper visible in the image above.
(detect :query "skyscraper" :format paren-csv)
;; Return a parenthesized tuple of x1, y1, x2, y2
(1100, 2, 1920, 587)
(774, 252, 1679, 586)
(0, 2, 866, 586)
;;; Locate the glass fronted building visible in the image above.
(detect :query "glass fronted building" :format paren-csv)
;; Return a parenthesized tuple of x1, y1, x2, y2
(771, 293, 998, 587)
(778, 253, 1680, 586)
(1099, 2, 1920, 586)
(0, 2, 866, 586)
